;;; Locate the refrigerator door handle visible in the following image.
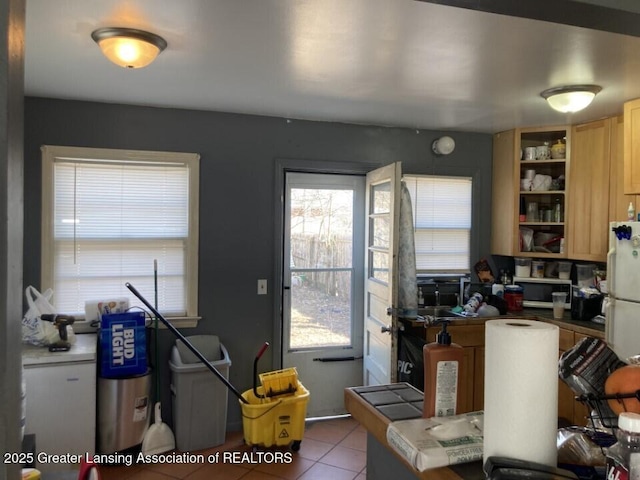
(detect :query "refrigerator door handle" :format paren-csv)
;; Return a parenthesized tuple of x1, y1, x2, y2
(607, 245, 616, 297)
(604, 297, 613, 346)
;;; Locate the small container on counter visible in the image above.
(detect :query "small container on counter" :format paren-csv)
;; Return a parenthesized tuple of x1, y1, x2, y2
(514, 257, 531, 277)
(504, 285, 524, 312)
(463, 292, 483, 313)
(531, 260, 545, 278)
(491, 283, 505, 298)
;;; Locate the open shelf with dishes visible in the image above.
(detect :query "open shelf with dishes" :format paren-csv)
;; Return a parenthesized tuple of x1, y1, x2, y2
(517, 126, 570, 258)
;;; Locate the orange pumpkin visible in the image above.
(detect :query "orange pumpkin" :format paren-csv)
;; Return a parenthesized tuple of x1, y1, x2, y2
(604, 365, 640, 415)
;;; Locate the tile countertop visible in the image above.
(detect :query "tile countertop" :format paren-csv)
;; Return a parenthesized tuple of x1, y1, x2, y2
(22, 333, 97, 366)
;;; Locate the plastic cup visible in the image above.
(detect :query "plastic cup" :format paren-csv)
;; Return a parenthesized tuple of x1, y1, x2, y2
(552, 292, 567, 319)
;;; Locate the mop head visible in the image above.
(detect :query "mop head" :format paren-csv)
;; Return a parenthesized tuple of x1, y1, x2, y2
(141, 402, 176, 455)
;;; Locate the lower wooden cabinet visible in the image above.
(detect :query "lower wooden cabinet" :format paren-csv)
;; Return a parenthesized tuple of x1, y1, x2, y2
(423, 322, 602, 425)
(424, 324, 485, 413)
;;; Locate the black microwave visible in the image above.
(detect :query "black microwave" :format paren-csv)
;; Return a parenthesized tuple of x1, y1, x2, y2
(512, 277, 572, 309)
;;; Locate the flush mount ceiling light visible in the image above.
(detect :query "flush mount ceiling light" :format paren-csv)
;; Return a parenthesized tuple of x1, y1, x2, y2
(91, 27, 167, 69)
(432, 136, 456, 155)
(540, 85, 602, 113)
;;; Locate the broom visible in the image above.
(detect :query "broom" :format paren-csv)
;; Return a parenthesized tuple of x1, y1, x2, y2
(141, 259, 176, 454)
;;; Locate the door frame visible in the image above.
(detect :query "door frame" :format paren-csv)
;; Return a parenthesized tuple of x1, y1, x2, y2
(273, 159, 379, 369)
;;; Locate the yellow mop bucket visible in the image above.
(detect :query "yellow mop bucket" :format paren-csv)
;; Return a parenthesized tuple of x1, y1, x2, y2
(241, 344, 310, 450)
(240, 380, 309, 450)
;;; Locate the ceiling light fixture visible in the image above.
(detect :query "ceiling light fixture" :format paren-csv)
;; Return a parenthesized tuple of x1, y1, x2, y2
(540, 85, 602, 113)
(432, 136, 456, 155)
(91, 27, 167, 69)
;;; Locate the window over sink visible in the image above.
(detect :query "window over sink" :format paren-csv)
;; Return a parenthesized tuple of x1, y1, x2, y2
(403, 175, 472, 275)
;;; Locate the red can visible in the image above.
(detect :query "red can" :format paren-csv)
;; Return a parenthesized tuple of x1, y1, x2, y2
(504, 285, 524, 312)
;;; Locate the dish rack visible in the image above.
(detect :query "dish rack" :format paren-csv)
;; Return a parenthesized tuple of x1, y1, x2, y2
(576, 389, 640, 431)
(571, 389, 640, 456)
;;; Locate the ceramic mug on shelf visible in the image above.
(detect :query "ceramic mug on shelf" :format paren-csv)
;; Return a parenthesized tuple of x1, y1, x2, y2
(536, 145, 550, 160)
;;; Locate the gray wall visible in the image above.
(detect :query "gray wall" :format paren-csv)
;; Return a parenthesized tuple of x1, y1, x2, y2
(23, 97, 493, 430)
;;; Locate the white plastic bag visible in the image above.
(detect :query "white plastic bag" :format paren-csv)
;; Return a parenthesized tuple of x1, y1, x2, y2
(21, 286, 75, 346)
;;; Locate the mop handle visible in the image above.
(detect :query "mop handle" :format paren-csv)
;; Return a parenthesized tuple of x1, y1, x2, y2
(126, 282, 249, 404)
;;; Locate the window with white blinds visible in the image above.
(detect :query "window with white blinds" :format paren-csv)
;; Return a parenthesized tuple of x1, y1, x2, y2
(403, 175, 472, 274)
(41, 146, 200, 319)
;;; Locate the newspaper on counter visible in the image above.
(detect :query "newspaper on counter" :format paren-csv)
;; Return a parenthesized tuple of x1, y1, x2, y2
(386, 411, 484, 472)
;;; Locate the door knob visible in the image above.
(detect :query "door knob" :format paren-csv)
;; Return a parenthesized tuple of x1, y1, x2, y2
(381, 325, 392, 334)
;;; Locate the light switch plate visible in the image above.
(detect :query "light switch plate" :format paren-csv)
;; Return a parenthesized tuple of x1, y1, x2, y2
(257, 279, 267, 295)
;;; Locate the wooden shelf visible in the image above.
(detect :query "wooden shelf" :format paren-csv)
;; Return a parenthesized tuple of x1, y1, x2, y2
(519, 190, 565, 195)
(520, 159, 566, 165)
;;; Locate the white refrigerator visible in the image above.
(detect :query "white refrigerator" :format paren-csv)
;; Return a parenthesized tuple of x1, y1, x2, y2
(606, 221, 640, 361)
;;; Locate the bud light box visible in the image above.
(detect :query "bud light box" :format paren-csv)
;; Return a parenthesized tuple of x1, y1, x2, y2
(100, 311, 147, 378)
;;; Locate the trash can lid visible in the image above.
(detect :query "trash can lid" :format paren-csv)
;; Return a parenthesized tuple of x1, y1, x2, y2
(176, 335, 221, 363)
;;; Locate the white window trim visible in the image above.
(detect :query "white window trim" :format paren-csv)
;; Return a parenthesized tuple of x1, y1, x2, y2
(41, 145, 200, 327)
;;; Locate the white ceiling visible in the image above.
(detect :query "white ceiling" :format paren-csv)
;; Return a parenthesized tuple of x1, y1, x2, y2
(23, 0, 640, 133)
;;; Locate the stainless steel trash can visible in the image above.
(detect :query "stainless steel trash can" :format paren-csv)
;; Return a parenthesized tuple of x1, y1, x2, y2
(97, 370, 152, 454)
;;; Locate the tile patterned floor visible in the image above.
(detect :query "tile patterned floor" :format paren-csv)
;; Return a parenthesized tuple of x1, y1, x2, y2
(99, 417, 367, 480)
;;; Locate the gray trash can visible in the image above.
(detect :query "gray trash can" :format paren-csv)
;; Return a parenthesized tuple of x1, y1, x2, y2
(169, 335, 231, 451)
(97, 370, 152, 454)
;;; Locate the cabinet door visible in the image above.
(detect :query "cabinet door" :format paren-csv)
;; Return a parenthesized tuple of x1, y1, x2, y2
(624, 98, 640, 194)
(558, 328, 576, 424)
(491, 130, 518, 256)
(23, 362, 96, 472)
(567, 119, 611, 262)
(610, 115, 640, 222)
(473, 346, 485, 412)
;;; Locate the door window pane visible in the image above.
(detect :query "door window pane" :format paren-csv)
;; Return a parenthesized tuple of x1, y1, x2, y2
(371, 182, 391, 214)
(290, 270, 352, 348)
(288, 186, 355, 349)
(370, 217, 390, 248)
(369, 250, 389, 283)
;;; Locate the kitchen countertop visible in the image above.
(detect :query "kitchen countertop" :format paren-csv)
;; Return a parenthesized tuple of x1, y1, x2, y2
(405, 307, 605, 337)
(22, 333, 97, 365)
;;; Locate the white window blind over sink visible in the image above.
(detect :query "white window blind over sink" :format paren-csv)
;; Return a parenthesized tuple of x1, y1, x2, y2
(403, 175, 472, 274)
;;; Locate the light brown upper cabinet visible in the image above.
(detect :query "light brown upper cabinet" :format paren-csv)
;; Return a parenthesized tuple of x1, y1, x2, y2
(567, 119, 611, 262)
(610, 115, 640, 222)
(491, 126, 570, 258)
(624, 98, 640, 194)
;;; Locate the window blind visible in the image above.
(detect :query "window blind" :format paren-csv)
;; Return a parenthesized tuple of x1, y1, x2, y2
(403, 175, 472, 273)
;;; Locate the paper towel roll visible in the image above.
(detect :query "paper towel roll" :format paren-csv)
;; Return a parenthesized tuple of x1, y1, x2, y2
(483, 319, 559, 467)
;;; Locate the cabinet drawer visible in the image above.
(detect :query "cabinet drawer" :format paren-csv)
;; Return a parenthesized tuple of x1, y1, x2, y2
(425, 324, 484, 347)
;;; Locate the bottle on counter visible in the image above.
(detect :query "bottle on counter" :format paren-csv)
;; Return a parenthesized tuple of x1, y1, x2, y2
(463, 292, 483, 313)
(491, 282, 504, 298)
(501, 269, 512, 286)
(423, 320, 465, 418)
(418, 287, 425, 308)
(606, 412, 640, 480)
(629, 202, 636, 221)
